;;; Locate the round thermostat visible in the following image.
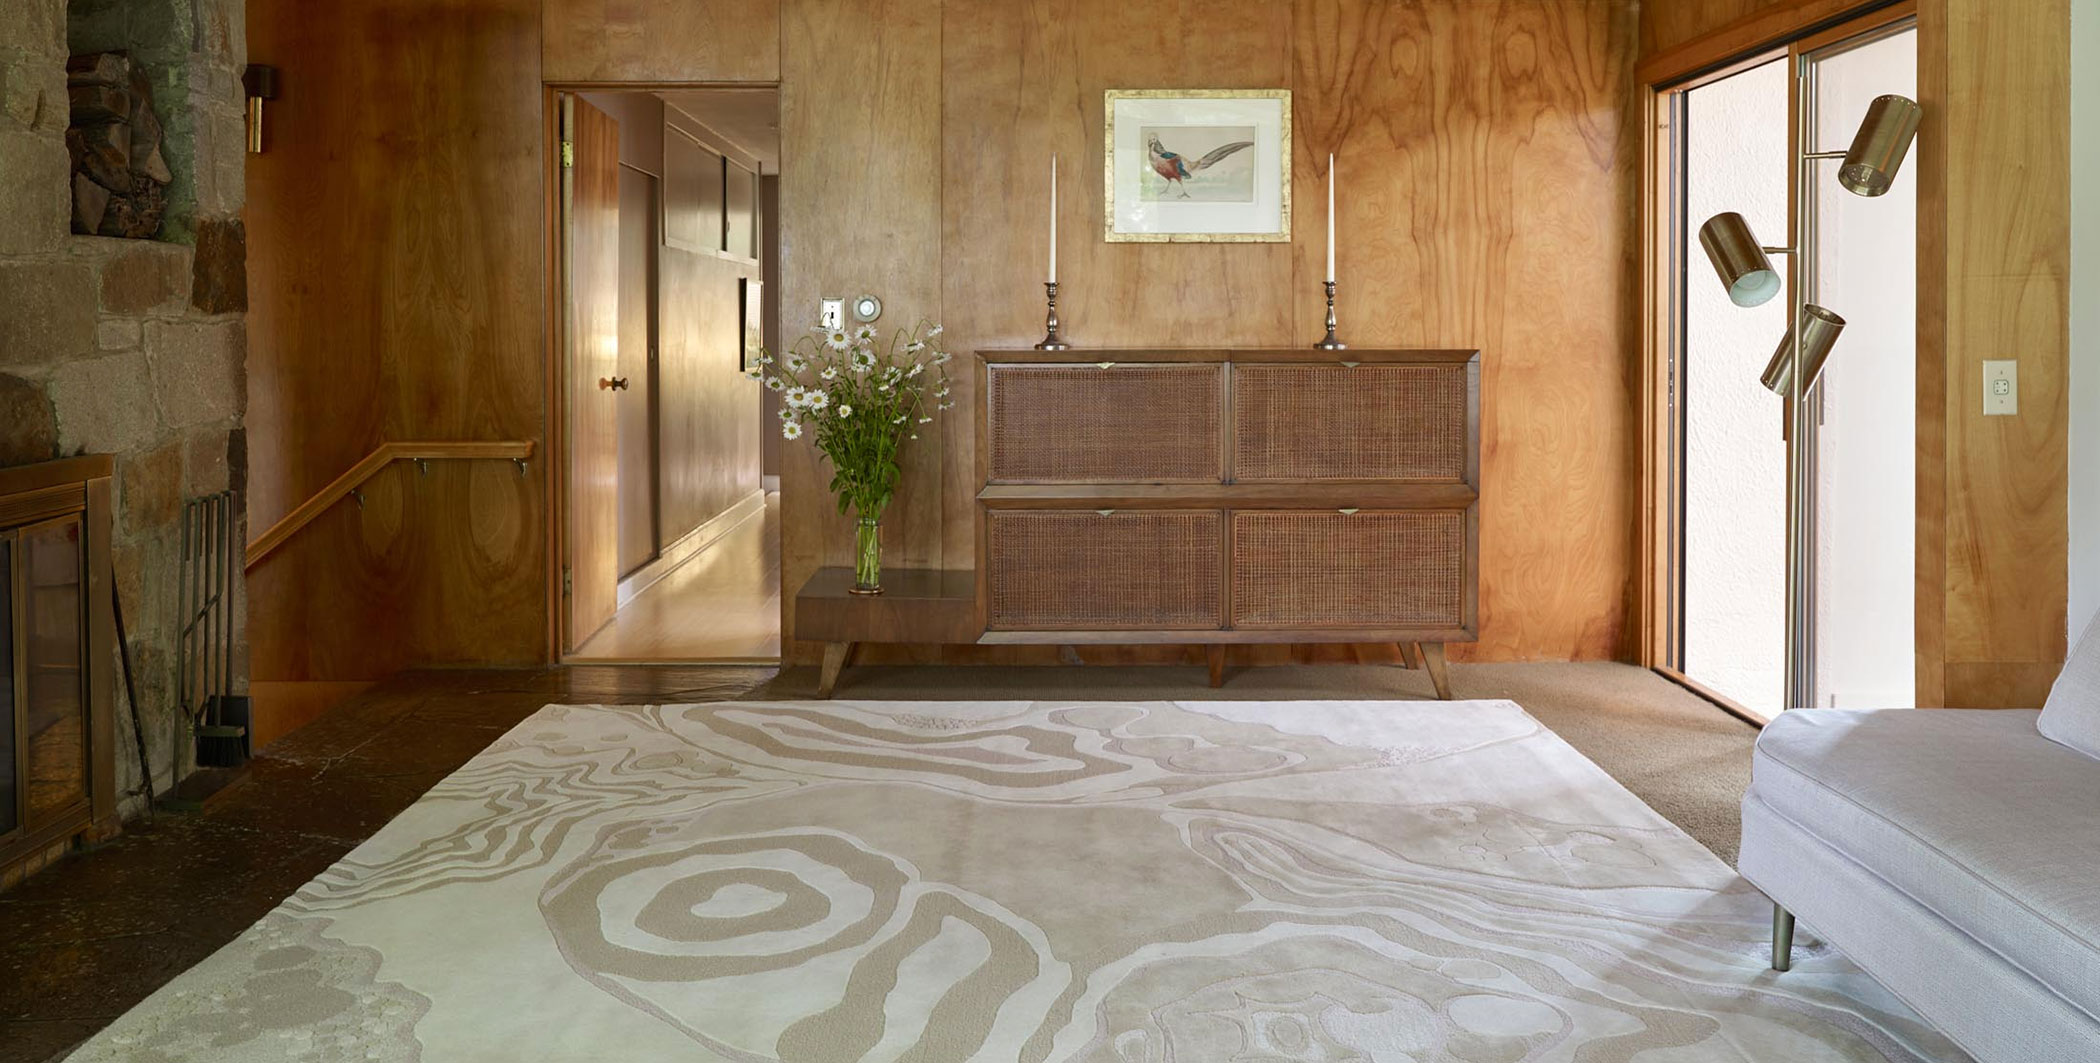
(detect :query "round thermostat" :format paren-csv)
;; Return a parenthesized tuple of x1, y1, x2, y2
(851, 295, 883, 323)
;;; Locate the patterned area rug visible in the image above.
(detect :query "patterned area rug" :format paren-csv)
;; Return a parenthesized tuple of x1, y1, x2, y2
(67, 699, 1965, 1062)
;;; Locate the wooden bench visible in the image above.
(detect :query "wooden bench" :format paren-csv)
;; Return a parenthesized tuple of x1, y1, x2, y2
(793, 567, 979, 697)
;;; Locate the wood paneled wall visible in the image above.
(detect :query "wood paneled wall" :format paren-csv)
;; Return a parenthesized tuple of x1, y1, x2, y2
(1641, 0, 1798, 55)
(546, 0, 1643, 665)
(657, 241, 763, 541)
(543, 0, 780, 83)
(1923, 0, 2071, 705)
(246, 0, 547, 701)
(777, 0, 946, 656)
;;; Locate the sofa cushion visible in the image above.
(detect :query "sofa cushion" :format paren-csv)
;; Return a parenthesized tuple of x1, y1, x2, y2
(2040, 614, 2100, 760)
(1750, 708, 2100, 1023)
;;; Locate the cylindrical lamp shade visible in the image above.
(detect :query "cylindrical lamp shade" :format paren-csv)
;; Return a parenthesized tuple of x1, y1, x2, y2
(1698, 212, 1783, 307)
(1838, 95, 1922, 197)
(1759, 303, 1848, 395)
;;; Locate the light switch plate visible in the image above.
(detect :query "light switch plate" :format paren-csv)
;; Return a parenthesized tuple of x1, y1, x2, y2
(1983, 359, 2018, 416)
(819, 297, 845, 332)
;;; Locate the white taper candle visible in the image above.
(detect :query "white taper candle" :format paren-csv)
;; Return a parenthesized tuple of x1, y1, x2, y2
(1325, 153, 1336, 284)
(1049, 155, 1058, 283)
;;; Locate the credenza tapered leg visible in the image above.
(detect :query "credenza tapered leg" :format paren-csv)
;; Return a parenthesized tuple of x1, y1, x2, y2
(1206, 645, 1226, 688)
(1416, 642, 1453, 700)
(818, 641, 854, 698)
(1397, 643, 1422, 670)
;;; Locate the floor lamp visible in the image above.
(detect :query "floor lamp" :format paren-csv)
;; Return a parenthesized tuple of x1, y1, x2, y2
(1695, 88, 1918, 970)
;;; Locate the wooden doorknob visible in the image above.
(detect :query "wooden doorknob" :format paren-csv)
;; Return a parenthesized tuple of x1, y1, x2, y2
(599, 376, 630, 391)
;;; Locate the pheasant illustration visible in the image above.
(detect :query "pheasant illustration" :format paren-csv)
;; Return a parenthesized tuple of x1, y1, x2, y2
(1147, 134, 1254, 198)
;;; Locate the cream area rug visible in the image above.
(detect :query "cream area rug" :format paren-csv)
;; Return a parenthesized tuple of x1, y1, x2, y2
(68, 699, 1966, 1062)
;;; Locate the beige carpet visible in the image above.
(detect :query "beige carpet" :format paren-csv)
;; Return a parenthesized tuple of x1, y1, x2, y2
(66, 696, 1958, 1061)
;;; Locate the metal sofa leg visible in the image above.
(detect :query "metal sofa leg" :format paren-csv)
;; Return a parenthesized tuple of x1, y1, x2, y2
(1772, 904, 1795, 972)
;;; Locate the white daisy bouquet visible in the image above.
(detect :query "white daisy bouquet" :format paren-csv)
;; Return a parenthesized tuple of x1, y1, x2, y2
(753, 318, 954, 591)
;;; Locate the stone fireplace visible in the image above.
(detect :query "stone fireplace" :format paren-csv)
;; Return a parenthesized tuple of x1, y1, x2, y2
(0, 0, 247, 818)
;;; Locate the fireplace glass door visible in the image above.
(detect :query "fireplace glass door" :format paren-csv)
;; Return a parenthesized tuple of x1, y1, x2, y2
(1, 535, 15, 838)
(20, 517, 87, 830)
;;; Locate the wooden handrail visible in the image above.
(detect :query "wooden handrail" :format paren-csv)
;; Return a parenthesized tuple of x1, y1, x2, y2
(244, 440, 534, 570)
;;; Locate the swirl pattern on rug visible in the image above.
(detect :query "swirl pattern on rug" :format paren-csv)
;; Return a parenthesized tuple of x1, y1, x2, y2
(69, 699, 1968, 1062)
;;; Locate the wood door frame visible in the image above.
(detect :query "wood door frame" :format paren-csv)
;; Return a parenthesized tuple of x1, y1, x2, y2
(1636, 2, 1928, 694)
(540, 81, 779, 664)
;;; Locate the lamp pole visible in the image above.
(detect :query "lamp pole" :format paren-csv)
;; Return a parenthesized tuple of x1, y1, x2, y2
(1785, 61, 1855, 714)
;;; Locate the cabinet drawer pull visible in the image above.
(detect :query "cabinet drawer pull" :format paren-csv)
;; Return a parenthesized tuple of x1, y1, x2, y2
(1339, 361, 1360, 369)
(1338, 507, 1361, 516)
(1096, 508, 1116, 516)
(1096, 361, 1117, 370)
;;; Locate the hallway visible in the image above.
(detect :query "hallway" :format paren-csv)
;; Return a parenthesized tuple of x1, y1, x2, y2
(570, 493, 780, 661)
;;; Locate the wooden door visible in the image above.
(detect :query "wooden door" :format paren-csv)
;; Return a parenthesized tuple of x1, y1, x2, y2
(563, 95, 621, 650)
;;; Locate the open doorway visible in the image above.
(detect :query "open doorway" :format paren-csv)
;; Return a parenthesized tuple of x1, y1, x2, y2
(555, 87, 782, 662)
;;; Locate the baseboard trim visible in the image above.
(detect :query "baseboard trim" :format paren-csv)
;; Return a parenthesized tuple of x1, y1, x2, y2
(618, 490, 767, 607)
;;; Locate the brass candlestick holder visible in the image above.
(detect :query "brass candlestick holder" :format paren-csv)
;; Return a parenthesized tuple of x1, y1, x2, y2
(1313, 280, 1347, 350)
(1035, 281, 1071, 350)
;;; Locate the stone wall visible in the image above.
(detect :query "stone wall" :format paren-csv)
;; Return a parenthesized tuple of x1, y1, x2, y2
(0, 0, 247, 811)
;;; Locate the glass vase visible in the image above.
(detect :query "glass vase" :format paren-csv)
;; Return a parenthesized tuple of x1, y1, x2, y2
(851, 516, 883, 595)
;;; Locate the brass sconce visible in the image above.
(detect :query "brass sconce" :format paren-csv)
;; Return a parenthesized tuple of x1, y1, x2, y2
(243, 65, 278, 154)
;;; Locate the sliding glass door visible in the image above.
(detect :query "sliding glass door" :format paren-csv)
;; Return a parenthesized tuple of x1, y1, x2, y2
(1659, 14, 1918, 719)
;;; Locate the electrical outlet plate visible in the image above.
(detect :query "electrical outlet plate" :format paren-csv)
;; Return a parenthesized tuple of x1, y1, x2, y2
(1983, 359, 2018, 416)
(819, 297, 845, 332)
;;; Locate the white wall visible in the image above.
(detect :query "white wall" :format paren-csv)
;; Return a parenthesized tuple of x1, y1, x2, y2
(2074, 0, 2100, 640)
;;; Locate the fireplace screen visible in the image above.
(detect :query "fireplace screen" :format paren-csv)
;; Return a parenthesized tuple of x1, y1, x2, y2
(1, 455, 113, 885)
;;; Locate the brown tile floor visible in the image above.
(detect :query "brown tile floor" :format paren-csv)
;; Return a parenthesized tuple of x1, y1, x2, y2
(0, 661, 1756, 1062)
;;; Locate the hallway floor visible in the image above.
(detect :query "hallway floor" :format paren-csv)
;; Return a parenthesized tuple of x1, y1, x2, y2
(0, 662, 1755, 1062)
(571, 493, 780, 662)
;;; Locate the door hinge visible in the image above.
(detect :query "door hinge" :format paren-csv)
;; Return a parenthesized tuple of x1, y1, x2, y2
(561, 141, 574, 168)
(563, 566, 572, 596)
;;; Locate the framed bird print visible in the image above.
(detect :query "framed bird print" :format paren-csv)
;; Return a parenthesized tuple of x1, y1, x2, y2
(1103, 89, 1291, 243)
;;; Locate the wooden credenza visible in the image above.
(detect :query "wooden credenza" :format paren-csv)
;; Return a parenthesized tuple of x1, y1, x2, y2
(974, 348, 1479, 695)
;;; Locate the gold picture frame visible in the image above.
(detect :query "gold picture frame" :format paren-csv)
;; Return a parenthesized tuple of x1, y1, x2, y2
(1103, 88, 1292, 243)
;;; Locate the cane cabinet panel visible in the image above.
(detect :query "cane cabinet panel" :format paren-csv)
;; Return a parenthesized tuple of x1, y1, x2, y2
(976, 349, 1480, 689)
(1233, 363, 1471, 482)
(986, 509, 1223, 630)
(986, 363, 1223, 484)
(1231, 509, 1468, 629)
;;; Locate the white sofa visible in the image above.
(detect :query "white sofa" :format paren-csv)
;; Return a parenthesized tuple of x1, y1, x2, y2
(1740, 621, 2100, 1063)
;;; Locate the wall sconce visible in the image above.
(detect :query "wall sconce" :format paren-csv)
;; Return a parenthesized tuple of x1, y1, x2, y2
(243, 65, 279, 154)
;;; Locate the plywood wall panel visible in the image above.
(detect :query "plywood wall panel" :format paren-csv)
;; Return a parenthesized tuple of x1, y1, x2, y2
(779, 0, 944, 660)
(938, 0, 1299, 581)
(1640, 0, 1784, 56)
(544, 0, 781, 83)
(1934, 0, 2070, 703)
(658, 245, 764, 541)
(1292, 0, 1641, 661)
(245, 0, 547, 684)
